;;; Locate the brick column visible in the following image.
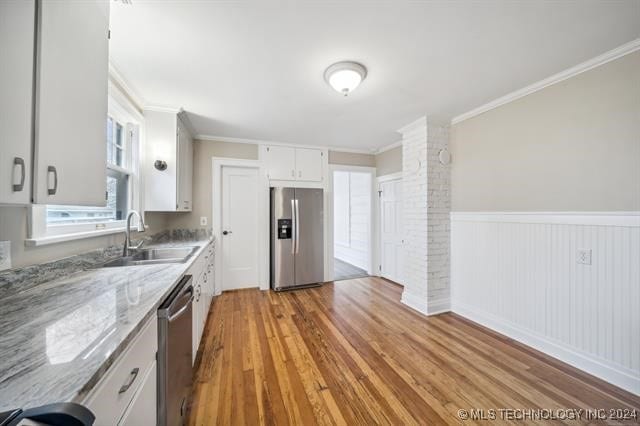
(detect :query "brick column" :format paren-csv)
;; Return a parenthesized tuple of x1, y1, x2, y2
(399, 117, 451, 315)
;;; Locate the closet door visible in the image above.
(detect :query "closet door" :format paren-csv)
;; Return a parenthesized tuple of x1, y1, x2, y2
(34, 0, 109, 205)
(0, 0, 35, 204)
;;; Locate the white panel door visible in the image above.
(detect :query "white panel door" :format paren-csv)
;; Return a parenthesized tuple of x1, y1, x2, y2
(265, 146, 295, 180)
(380, 179, 403, 284)
(221, 166, 259, 290)
(295, 148, 323, 182)
(0, 0, 34, 204)
(34, 0, 109, 205)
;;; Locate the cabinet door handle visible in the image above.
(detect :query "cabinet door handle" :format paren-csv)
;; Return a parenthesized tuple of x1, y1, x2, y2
(13, 157, 25, 192)
(291, 169, 294, 177)
(118, 368, 139, 394)
(47, 166, 58, 195)
(298, 170, 302, 178)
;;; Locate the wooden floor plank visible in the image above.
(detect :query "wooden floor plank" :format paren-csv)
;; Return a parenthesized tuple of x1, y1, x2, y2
(189, 277, 640, 425)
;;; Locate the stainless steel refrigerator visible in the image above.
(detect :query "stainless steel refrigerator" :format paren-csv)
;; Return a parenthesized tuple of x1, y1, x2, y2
(271, 187, 324, 290)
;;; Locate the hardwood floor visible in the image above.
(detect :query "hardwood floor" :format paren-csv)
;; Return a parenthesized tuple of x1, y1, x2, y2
(333, 258, 368, 281)
(188, 277, 640, 425)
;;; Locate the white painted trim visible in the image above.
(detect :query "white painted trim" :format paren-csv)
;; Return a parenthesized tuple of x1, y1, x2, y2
(327, 165, 377, 279)
(143, 105, 182, 114)
(452, 300, 640, 396)
(108, 62, 145, 110)
(376, 171, 403, 182)
(328, 147, 377, 155)
(400, 290, 429, 316)
(451, 38, 640, 125)
(25, 226, 127, 247)
(374, 140, 402, 154)
(212, 158, 269, 294)
(397, 116, 427, 135)
(427, 297, 451, 315)
(451, 211, 640, 227)
(197, 134, 374, 154)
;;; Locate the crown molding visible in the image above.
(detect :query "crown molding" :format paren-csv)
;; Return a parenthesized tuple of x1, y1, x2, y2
(327, 147, 376, 154)
(374, 140, 402, 154)
(108, 62, 145, 110)
(143, 105, 182, 114)
(397, 116, 427, 135)
(451, 38, 640, 125)
(195, 134, 374, 153)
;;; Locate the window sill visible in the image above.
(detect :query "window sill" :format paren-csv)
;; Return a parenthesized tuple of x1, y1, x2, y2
(25, 226, 143, 247)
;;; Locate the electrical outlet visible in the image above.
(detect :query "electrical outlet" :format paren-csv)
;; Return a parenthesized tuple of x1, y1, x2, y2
(577, 249, 592, 265)
(0, 241, 11, 271)
(200, 216, 208, 226)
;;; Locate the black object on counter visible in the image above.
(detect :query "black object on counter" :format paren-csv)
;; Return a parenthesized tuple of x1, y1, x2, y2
(0, 403, 94, 426)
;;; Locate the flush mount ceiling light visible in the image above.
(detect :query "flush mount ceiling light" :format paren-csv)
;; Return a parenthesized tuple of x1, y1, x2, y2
(324, 61, 367, 96)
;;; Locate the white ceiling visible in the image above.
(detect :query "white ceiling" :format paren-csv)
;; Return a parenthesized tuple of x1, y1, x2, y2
(109, 0, 640, 151)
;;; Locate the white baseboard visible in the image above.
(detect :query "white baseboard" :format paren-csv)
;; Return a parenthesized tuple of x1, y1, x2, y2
(452, 300, 640, 396)
(427, 297, 451, 315)
(401, 291, 451, 316)
(401, 290, 429, 315)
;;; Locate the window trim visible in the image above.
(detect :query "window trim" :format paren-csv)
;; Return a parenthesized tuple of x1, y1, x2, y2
(26, 82, 145, 246)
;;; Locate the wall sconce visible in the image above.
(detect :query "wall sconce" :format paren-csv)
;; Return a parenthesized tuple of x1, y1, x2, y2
(154, 160, 168, 171)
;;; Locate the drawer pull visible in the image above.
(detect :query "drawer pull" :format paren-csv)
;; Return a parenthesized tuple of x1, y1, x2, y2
(13, 157, 25, 192)
(118, 368, 139, 394)
(47, 165, 58, 195)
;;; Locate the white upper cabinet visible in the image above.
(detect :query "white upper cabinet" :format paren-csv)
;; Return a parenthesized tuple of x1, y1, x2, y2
(177, 119, 194, 211)
(33, 0, 110, 206)
(0, 0, 35, 205)
(264, 146, 324, 182)
(144, 110, 193, 212)
(295, 148, 323, 182)
(264, 145, 296, 180)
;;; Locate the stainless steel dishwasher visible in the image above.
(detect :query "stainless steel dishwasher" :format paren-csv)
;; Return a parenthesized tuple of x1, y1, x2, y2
(158, 275, 194, 426)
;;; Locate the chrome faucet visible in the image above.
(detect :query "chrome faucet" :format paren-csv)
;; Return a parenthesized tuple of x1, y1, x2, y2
(123, 210, 146, 257)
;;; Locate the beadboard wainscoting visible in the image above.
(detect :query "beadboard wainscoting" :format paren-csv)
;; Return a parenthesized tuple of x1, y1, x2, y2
(450, 212, 640, 395)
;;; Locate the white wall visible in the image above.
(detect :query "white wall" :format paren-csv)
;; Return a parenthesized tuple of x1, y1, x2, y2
(333, 171, 371, 271)
(451, 212, 640, 395)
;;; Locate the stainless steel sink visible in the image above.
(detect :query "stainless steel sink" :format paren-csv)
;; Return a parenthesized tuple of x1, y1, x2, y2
(101, 246, 199, 267)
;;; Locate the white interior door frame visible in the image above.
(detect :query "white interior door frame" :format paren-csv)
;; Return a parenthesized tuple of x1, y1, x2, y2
(327, 164, 377, 280)
(375, 171, 403, 280)
(212, 157, 269, 293)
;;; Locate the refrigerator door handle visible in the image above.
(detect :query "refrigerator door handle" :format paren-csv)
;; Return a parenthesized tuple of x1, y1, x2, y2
(291, 199, 296, 254)
(295, 199, 300, 253)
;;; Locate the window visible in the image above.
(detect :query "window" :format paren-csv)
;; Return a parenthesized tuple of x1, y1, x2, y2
(28, 90, 143, 245)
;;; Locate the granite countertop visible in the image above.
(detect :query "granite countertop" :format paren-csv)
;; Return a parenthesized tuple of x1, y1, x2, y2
(0, 231, 213, 411)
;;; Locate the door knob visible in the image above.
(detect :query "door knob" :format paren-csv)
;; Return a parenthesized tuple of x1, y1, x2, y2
(222, 230, 232, 235)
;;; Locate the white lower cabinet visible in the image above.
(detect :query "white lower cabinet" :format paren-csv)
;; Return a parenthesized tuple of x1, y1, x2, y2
(118, 361, 157, 426)
(84, 318, 157, 426)
(190, 240, 215, 364)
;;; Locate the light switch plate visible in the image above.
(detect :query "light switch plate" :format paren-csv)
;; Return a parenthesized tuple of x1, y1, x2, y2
(200, 216, 208, 226)
(577, 249, 592, 265)
(0, 241, 11, 271)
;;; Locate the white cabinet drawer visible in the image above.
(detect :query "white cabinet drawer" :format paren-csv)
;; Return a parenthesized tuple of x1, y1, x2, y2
(118, 361, 157, 426)
(84, 317, 157, 426)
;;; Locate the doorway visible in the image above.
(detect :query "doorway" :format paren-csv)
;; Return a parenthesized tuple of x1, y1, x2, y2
(378, 174, 403, 285)
(332, 169, 373, 281)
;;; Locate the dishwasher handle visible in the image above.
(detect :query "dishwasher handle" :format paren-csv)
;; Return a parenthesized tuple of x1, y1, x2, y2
(168, 292, 194, 322)
(158, 275, 193, 319)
